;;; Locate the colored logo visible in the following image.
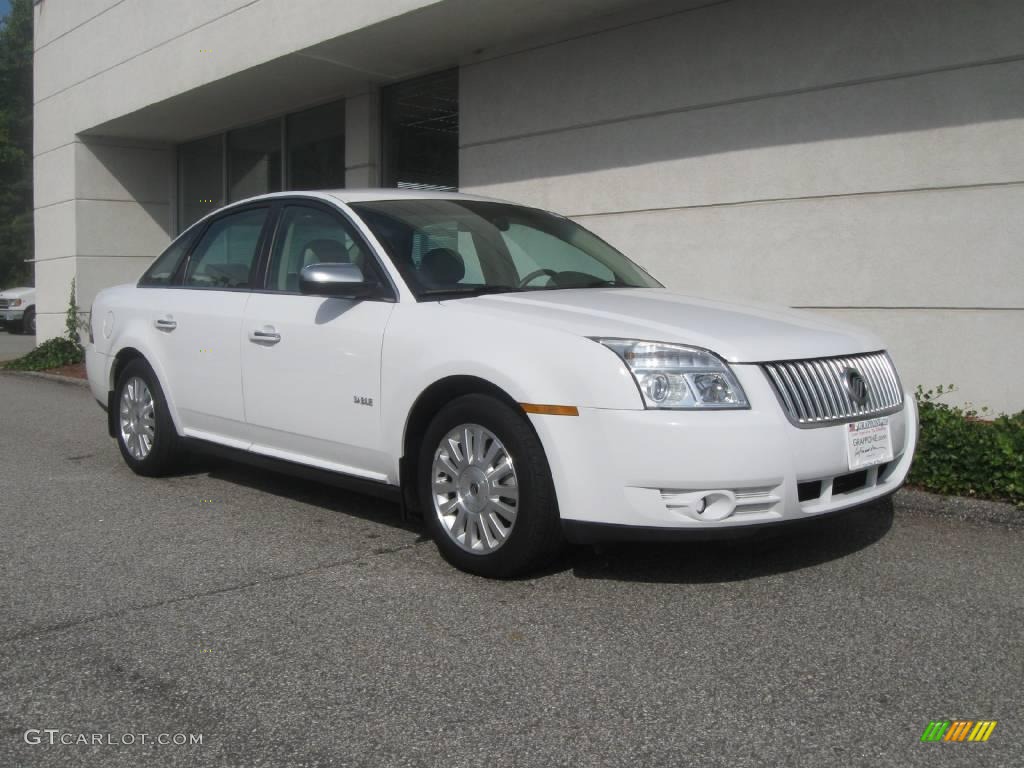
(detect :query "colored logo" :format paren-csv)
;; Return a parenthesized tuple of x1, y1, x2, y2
(921, 720, 997, 742)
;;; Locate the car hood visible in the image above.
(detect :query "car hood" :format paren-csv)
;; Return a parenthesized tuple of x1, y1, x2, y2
(453, 288, 884, 363)
(0, 287, 34, 300)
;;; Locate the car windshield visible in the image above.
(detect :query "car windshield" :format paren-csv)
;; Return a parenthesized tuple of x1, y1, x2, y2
(348, 199, 662, 299)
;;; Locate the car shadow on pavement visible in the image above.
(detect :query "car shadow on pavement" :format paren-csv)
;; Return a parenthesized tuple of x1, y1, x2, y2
(175, 454, 894, 583)
(563, 498, 895, 584)
(182, 454, 422, 536)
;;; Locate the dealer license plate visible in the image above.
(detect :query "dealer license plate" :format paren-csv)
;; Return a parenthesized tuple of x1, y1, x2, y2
(846, 416, 894, 471)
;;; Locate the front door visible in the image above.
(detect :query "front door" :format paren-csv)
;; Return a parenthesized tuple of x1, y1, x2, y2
(240, 203, 396, 481)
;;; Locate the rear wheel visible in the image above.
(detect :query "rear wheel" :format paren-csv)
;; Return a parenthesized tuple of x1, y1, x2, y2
(419, 394, 563, 578)
(114, 359, 182, 476)
(20, 307, 35, 335)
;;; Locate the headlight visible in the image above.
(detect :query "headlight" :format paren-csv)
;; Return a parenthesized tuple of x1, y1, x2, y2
(595, 339, 749, 410)
(11, 298, 22, 307)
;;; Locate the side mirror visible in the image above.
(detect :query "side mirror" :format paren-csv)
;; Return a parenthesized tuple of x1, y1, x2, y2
(299, 263, 373, 299)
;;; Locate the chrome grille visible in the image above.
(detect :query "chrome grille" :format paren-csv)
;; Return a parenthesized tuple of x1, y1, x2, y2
(0, 299, 9, 309)
(762, 351, 903, 428)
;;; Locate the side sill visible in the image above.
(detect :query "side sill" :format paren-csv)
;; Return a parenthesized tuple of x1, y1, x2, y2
(183, 437, 403, 504)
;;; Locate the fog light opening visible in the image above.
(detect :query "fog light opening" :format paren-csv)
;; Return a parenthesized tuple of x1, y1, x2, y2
(696, 491, 737, 522)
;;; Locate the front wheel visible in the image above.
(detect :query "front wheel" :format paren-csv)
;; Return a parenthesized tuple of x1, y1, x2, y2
(114, 358, 182, 476)
(419, 394, 563, 578)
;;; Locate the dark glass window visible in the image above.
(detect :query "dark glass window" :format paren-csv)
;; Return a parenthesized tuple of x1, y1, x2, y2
(266, 205, 382, 293)
(139, 228, 198, 286)
(178, 136, 224, 230)
(228, 120, 282, 203)
(382, 69, 459, 190)
(183, 208, 267, 289)
(287, 101, 346, 190)
(349, 200, 660, 298)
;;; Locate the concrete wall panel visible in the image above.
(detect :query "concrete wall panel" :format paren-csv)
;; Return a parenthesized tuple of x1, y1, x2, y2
(462, 59, 1024, 215)
(579, 184, 1024, 309)
(74, 256, 154, 311)
(75, 200, 172, 259)
(32, 255, 77, 334)
(34, 201, 76, 264)
(34, 0, 121, 50)
(33, 144, 77, 209)
(462, 0, 1024, 145)
(75, 142, 175, 205)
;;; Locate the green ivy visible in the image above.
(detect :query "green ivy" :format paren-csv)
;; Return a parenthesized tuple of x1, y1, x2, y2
(3, 277, 85, 371)
(3, 336, 83, 370)
(909, 386, 1023, 507)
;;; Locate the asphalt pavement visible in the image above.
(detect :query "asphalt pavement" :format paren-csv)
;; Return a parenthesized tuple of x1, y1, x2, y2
(0, 327, 34, 361)
(0, 373, 1020, 768)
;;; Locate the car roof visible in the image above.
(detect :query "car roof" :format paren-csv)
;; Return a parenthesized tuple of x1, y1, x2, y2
(178, 189, 525, 238)
(225, 188, 510, 206)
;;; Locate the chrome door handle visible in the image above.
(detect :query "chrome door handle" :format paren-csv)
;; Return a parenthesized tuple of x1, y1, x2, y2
(154, 317, 177, 331)
(249, 327, 281, 345)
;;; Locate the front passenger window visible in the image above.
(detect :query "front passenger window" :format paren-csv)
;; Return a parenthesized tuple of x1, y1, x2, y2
(267, 205, 379, 293)
(183, 208, 267, 289)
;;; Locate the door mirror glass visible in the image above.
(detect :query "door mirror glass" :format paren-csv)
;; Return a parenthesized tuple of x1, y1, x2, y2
(299, 263, 371, 298)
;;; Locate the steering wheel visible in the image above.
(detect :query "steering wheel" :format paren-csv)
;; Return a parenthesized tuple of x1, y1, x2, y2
(518, 268, 558, 288)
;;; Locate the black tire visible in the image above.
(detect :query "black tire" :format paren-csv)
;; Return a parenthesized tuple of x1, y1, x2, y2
(114, 358, 182, 476)
(419, 394, 563, 578)
(20, 307, 35, 335)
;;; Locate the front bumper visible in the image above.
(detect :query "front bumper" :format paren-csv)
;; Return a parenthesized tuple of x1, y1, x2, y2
(1, 309, 25, 323)
(527, 364, 917, 540)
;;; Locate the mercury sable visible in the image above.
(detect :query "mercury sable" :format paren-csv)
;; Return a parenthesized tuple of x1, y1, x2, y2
(86, 190, 917, 577)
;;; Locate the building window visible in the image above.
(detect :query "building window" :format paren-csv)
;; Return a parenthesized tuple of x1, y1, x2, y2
(382, 69, 459, 190)
(176, 98, 347, 232)
(228, 119, 282, 203)
(287, 101, 346, 191)
(178, 135, 224, 232)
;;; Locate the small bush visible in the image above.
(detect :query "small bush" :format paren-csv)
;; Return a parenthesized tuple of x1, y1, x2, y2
(3, 336, 83, 370)
(909, 386, 1024, 507)
(3, 278, 85, 371)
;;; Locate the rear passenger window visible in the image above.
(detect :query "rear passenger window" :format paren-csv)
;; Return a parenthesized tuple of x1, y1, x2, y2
(183, 208, 267, 289)
(138, 229, 197, 287)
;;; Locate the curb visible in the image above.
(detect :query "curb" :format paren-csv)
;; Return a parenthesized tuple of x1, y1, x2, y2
(895, 487, 1021, 528)
(0, 369, 90, 388)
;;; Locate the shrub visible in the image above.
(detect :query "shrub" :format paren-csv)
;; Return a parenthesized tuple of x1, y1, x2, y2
(3, 336, 83, 370)
(65, 277, 86, 350)
(3, 278, 85, 371)
(909, 386, 1024, 507)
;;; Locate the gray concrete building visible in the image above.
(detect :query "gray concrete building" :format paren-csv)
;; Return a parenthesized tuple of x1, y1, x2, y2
(32, 0, 1024, 413)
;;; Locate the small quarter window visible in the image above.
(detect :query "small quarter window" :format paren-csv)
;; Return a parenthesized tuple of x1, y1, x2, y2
(139, 230, 198, 287)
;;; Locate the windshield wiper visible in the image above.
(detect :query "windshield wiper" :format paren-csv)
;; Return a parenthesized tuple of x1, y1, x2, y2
(416, 285, 523, 300)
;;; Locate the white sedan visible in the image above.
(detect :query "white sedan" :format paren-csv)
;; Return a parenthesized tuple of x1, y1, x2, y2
(86, 190, 917, 577)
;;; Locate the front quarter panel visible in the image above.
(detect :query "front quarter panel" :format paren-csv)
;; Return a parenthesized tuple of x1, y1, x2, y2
(380, 301, 644, 462)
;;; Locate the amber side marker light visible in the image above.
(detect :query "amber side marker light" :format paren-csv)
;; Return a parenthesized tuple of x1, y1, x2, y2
(520, 403, 579, 416)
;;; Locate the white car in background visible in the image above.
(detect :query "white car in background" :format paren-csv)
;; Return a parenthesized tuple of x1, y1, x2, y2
(86, 190, 917, 577)
(0, 286, 36, 335)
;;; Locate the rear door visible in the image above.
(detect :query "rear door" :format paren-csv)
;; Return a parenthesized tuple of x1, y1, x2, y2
(239, 201, 397, 481)
(150, 205, 270, 446)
